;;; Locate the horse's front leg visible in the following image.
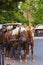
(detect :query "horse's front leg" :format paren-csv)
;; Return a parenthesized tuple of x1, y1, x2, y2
(18, 45, 22, 63)
(10, 46, 13, 58)
(13, 46, 16, 63)
(31, 43, 34, 62)
(24, 43, 29, 62)
(5, 46, 10, 60)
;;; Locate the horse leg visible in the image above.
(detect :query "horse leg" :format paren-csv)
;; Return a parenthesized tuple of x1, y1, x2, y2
(26, 44, 29, 58)
(6, 46, 10, 60)
(31, 43, 34, 62)
(4, 42, 6, 56)
(18, 45, 22, 63)
(7, 45, 10, 60)
(13, 46, 16, 63)
(24, 44, 29, 62)
(10, 46, 13, 58)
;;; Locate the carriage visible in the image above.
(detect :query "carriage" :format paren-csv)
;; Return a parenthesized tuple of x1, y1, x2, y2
(0, 23, 34, 62)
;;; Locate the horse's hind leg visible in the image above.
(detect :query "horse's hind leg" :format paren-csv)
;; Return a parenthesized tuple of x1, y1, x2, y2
(31, 43, 34, 62)
(18, 45, 22, 63)
(5, 45, 8, 60)
(24, 44, 29, 62)
(5, 48, 10, 60)
(13, 47, 16, 63)
(10, 46, 13, 58)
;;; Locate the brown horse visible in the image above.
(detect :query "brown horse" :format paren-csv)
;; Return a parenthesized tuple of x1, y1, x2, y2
(3, 30, 12, 59)
(3, 26, 34, 62)
(16, 26, 34, 62)
(3, 29, 22, 62)
(25, 29, 34, 62)
(10, 34, 21, 62)
(18, 28, 27, 62)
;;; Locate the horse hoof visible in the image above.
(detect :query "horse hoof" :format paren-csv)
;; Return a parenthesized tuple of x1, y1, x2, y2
(32, 56, 34, 62)
(6, 57, 9, 60)
(32, 59, 35, 62)
(25, 59, 27, 62)
(20, 59, 22, 63)
(8, 57, 10, 60)
(13, 60, 16, 63)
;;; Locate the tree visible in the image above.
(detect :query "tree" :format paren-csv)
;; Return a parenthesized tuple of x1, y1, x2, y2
(0, 0, 25, 23)
(32, 6, 43, 26)
(14, 11, 29, 24)
(0, 0, 43, 25)
(19, 0, 43, 25)
(0, 0, 25, 11)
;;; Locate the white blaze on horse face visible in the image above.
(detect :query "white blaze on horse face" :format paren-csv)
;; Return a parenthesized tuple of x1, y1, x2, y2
(12, 27, 19, 35)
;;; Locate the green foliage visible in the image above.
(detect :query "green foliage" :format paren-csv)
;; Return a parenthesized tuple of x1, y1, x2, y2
(0, 0, 25, 23)
(20, 0, 43, 26)
(14, 11, 29, 24)
(0, 11, 15, 23)
(20, 0, 43, 13)
(0, 0, 43, 25)
(0, 0, 24, 11)
(32, 4, 43, 26)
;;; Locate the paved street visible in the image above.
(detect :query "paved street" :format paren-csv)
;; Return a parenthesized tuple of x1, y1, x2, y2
(4, 37, 43, 65)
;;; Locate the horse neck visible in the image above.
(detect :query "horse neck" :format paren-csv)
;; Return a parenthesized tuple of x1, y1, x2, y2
(25, 30, 29, 38)
(28, 30, 33, 38)
(20, 31, 26, 38)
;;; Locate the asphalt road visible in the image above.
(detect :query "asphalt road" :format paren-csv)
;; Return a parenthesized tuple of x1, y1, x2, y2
(4, 37, 43, 65)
